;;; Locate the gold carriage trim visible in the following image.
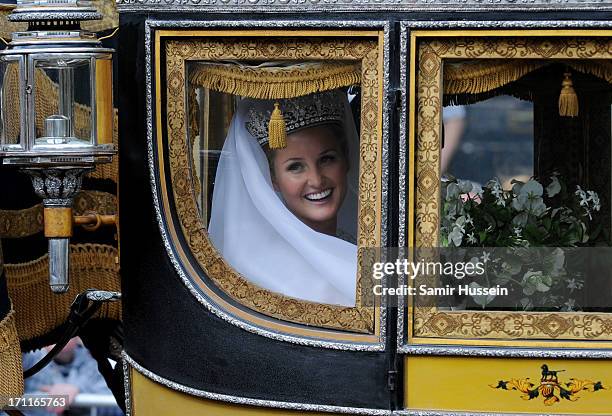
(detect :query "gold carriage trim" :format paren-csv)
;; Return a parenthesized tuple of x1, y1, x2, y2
(0, 190, 117, 239)
(189, 62, 361, 100)
(6, 244, 121, 342)
(0, 309, 24, 404)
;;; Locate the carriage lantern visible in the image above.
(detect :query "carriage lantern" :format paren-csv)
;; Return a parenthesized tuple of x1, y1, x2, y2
(0, 0, 115, 293)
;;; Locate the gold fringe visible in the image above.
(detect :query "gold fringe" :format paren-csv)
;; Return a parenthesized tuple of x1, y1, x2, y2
(444, 59, 612, 96)
(189, 62, 361, 100)
(268, 102, 287, 149)
(0, 191, 117, 239)
(6, 244, 121, 342)
(559, 72, 579, 117)
(444, 60, 546, 95)
(0, 309, 24, 403)
(567, 60, 612, 85)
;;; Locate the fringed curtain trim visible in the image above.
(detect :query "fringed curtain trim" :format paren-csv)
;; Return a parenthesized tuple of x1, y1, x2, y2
(6, 244, 121, 342)
(189, 62, 361, 100)
(443, 59, 612, 106)
(0, 309, 24, 403)
(444, 60, 546, 96)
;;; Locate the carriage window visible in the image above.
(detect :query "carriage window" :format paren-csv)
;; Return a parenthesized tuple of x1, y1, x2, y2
(187, 62, 361, 307)
(159, 34, 383, 337)
(409, 34, 612, 343)
(438, 61, 612, 313)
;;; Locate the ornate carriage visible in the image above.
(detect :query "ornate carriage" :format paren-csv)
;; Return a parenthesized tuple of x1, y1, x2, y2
(1, 0, 611, 414)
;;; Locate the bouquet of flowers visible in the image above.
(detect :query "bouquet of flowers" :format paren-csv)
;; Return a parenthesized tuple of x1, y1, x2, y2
(441, 174, 605, 310)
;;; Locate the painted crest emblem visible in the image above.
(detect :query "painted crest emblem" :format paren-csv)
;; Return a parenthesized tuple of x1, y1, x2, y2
(491, 364, 606, 406)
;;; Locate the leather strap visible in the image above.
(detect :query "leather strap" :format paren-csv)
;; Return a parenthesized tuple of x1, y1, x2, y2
(23, 290, 120, 379)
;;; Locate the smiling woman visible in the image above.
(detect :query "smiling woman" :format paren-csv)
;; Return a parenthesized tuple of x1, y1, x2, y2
(206, 88, 360, 307)
(269, 125, 349, 236)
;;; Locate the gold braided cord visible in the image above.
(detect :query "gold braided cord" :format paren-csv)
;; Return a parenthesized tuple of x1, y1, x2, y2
(0, 204, 43, 239)
(0, 309, 24, 403)
(6, 244, 121, 342)
(0, 190, 117, 238)
(444, 59, 612, 97)
(189, 62, 361, 100)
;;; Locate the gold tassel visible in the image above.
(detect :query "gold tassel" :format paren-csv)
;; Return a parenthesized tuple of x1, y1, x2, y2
(268, 102, 287, 149)
(559, 72, 579, 118)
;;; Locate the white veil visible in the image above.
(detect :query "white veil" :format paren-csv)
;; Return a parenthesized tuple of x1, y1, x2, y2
(208, 91, 359, 307)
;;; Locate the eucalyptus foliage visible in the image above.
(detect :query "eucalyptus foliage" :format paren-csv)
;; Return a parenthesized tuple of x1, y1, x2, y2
(441, 174, 604, 310)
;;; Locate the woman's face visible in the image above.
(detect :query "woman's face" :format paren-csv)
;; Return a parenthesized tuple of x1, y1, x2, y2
(271, 126, 348, 235)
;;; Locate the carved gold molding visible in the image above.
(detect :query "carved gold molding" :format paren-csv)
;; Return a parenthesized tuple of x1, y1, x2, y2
(163, 36, 382, 333)
(412, 35, 612, 341)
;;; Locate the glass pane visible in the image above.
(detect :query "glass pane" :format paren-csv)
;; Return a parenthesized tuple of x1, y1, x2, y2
(442, 96, 533, 186)
(187, 62, 361, 307)
(0, 59, 22, 146)
(439, 62, 612, 313)
(33, 58, 92, 147)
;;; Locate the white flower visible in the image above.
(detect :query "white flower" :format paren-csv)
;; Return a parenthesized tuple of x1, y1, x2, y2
(465, 214, 473, 226)
(575, 185, 589, 207)
(467, 232, 477, 244)
(512, 179, 546, 216)
(513, 226, 522, 237)
(522, 180, 544, 198)
(496, 198, 506, 207)
(481, 251, 491, 263)
(587, 191, 601, 212)
(487, 179, 503, 198)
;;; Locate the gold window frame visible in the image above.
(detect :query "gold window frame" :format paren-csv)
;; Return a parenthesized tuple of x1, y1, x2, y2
(407, 30, 612, 348)
(156, 30, 384, 342)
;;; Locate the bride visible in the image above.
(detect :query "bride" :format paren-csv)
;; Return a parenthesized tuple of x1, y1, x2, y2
(208, 90, 359, 307)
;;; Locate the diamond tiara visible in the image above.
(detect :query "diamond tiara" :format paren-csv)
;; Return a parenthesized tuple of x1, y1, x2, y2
(245, 90, 345, 146)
